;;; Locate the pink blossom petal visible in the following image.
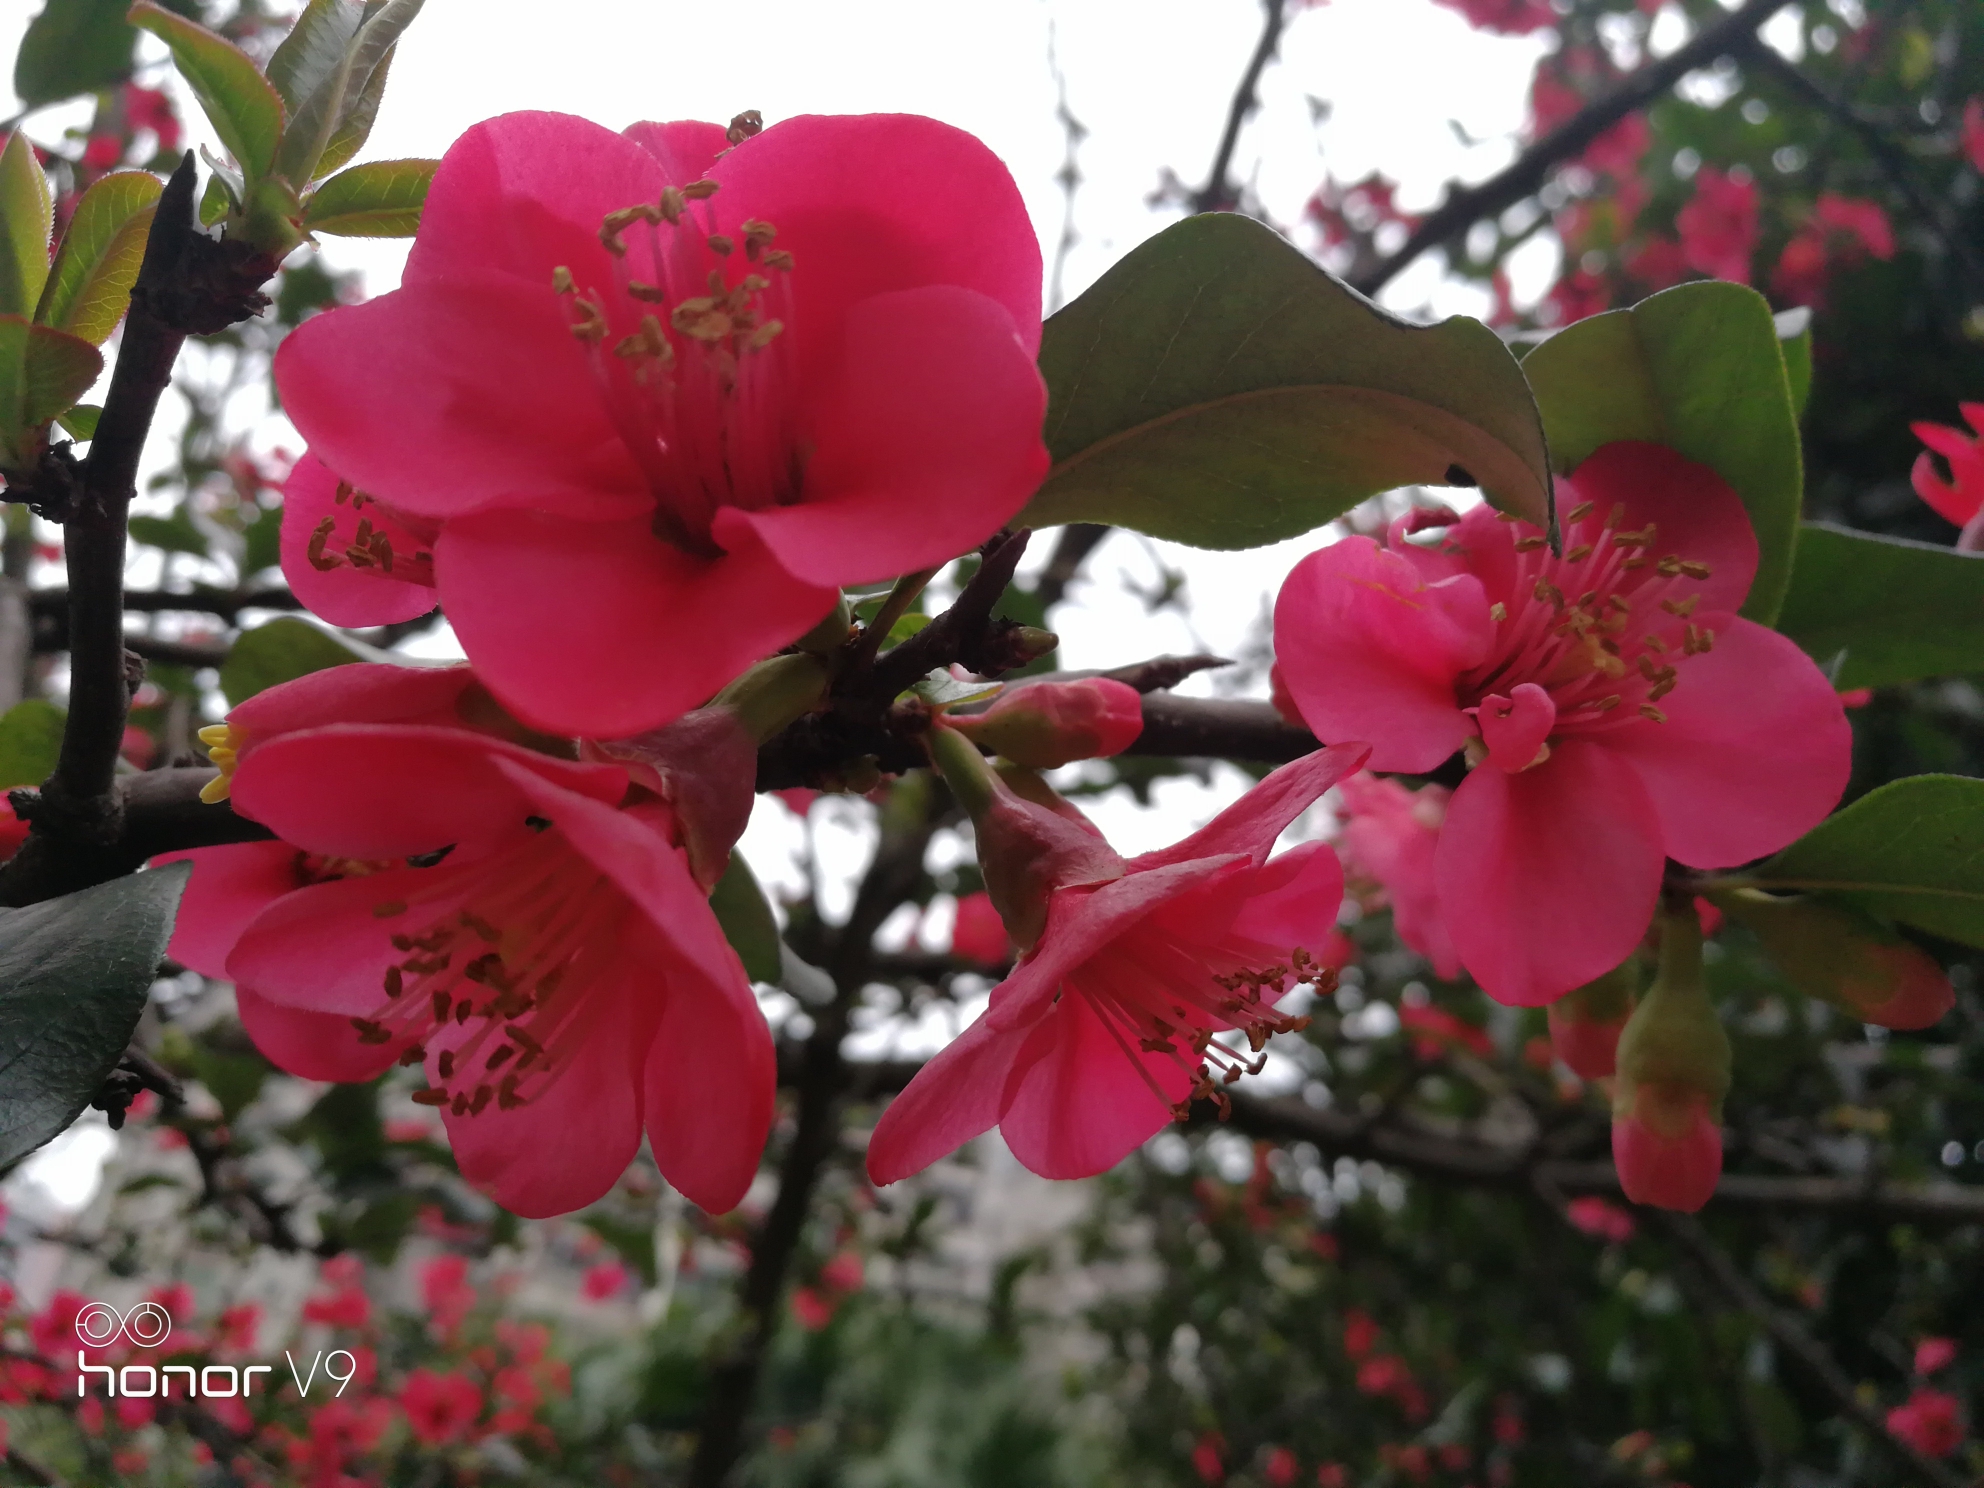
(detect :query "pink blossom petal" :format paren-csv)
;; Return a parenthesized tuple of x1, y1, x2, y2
(231, 726, 626, 862)
(276, 277, 645, 522)
(1606, 617, 1850, 867)
(866, 1012, 1030, 1184)
(1228, 840, 1347, 950)
(433, 986, 648, 1218)
(1559, 442, 1758, 613)
(1474, 683, 1555, 772)
(437, 506, 838, 737)
(277, 454, 438, 627)
(406, 111, 663, 292)
(1274, 537, 1490, 772)
(1132, 743, 1370, 871)
(996, 976, 1194, 1179)
(741, 285, 1047, 587)
(709, 113, 1042, 368)
(1437, 741, 1665, 1006)
(620, 119, 729, 182)
(226, 868, 474, 1016)
(236, 987, 398, 1082)
(1612, 1090, 1723, 1211)
(1913, 450, 1983, 528)
(154, 842, 302, 978)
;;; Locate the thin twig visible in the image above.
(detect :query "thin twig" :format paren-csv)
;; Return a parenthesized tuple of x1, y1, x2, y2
(1046, 19, 1088, 314)
(1353, 0, 1795, 297)
(1656, 1212, 1973, 1488)
(1030, 523, 1111, 611)
(865, 530, 1034, 698)
(1192, 0, 1291, 214)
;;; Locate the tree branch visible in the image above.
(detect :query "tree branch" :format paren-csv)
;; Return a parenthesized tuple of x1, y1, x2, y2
(1655, 1212, 1973, 1488)
(1192, 0, 1291, 213)
(1353, 0, 1794, 297)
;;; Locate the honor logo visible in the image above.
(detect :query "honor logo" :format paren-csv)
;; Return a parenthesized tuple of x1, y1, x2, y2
(73, 1301, 355, 1399)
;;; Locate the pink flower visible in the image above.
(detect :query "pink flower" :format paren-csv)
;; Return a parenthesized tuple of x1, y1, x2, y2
(1888, 1390, 1964, 1457)
(1334, 772, 1458, 978)
(818, 1249, 864, 1294)
(790, 1286, 837, 1331)
(1398, 1003, 1491, 1060)
(1676, 167, 1759, 284)
(400, 1368, 483, 1445)
(1341, 1308, 1379, 1361)
(1274, 442, 1850, 1006)
(1627, 235, 1688, 292)
(158, 663, 774, 1217)
(1192, 1432, 1227, 1484)
(1815, 193, 1896, 260)
(1771, 194, 1895, 309)
(1264, 1446, 1299, 1486)
(944, 678, 1144, 769)
(1916, 1337, 1959, 1376)
(947, 891, 1011, 967)
(1964, 98, 1984, 174)
(1565, 1195, 1636, 1243)
(420, 1255, 476, 1335)
(1436, 0, 1558, 34)
(275, 111, 1048, 738)
(867, 742, 1365, 1182)
(1911, 403, 1984, 549)
(0, 800, 27, 862)
(580, 1261, 629, 1301)
(1612, 908, 1727, 1212)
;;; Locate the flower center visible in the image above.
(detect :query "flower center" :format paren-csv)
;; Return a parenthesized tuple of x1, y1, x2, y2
(1434, 498, 1721, 765)
(551, 168, 800, 559)
(1069, 933, 1336, 1122)
(345, 828, 625, 1119)
(303, 479, 438, 588)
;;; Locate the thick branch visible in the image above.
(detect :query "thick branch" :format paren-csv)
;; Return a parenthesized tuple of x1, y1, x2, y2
(1125, 694, 1317, 762)
(1353, 0, 1793, 297)
(1656, 1213, 1972, 1488)
(28, 585, 300, 620)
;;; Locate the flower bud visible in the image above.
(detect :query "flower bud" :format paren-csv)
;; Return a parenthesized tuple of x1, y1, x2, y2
(927, 725, 1123, 950)
(1611, 907, 1729, 1212)
(1713, 888, 1954, 1031)
(1547, 957, 1637, 1079)
(945, 677, 1143, 770)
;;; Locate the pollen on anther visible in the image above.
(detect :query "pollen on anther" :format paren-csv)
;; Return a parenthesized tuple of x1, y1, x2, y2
(681, 179, 719, 201)
(1513, 535, 1547, 552)
(1564, 543, 1593, 562)
(1639, 703, 1668, 723)
(1564, 500, 1595, 523)
(1488, 601, 1508, 622)
(727, 109, 763, 143)
(551, 265, 575, 295)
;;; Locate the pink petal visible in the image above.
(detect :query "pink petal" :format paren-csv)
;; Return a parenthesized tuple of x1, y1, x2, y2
(227, 661, 476, 740)
(1605, 617, 1850, 867)
(277, 454, 439, 628)
(433, 984, 648, 1218)
(1474, 683, 1555, 772)
(866, 1012, 1031, 1184)
(996, 977, 1194, 1179)
(1228, 840, 1347, 951)
(1558, 442, 1758, 614)
(1912, 450, 1983, 528)
(1612, 1090, 1722, 1212)
(1131, 743, 1371, 872)
(226, 867, 474, 1016)
(1437, 740, 1665, 1007)
(620, 119, 729, 183)
(236, 987, 398, 1083)
(1274, 537, 1490, 772)
(275, 277, 646, 522)
(742, 285, 1048, 587)
(154, 842, 302, 978)
(406, 111, 664, 293)
(231, 726, 626, 862)
(437, 506, 838, 737)
(709, 113, 1042, 367)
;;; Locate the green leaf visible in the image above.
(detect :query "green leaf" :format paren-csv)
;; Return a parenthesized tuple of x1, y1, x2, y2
(311, 43, 394, 179)
(13, 0, 136, 106)
(0, 698, 66, 788)
(0, 132, 54, 319)
(1517, 280, 1803, 625)
(0, 315, 105, 457)
(1775, 307, 1812, 420)
(34, 169, 160, 344)
(1773, 523, 1984, 690)
(241, 503, 281, 575)
(709, 852, 782, 984)
(128, 508, 209, 556)
(128, 1, 286, 180)
(265, 0, 365, 111)
(56, 403, 99, 439)
(1023, 213, 1553, 547)
(301, 157, 433, 237)
(218, 615, 396, 706)
(1710, 887, 1945, 1027)
(0, 863, 190, 1171)
(911, 670, 1004, 708)
(197, 169, 235, 228)
(1749, 775, 1984, 947)
(274, 0, 423, 186)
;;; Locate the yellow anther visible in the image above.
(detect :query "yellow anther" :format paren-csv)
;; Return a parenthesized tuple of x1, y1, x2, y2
(551, 265, 575, 295)
(1604, 504, 1624, 531)
(1643, 634, 1668, 653)
(1594, 694, 1623, 711)
(1513, 535, 1547, 552)
(671, 297, 733, 341)
(748, 318, 785, 350)
(1639, 703, 1668, 723)
(707, 233, 734, 256)
(333, 481, 354, 505)
(1678, 560, 1712, 579)
(658, 187, 686, 225)
(1564, 500, 1594, 523)
(626, 281, 667, 303)
(741, 218, 777, 260)
(1563, 543, 1593, 562)
(1488, 602, 1508, 622)
(1660, 594, 1700, 617)
(1656, 554, 1684, 577)
(198, 723, 243, 803)
(306, 516, 341, 573)
(681, 179, 719, 200)
(567, 292, 609, 343)
(614, 313, 673, 368)
(763, 248, 795, 272)
(727, 109, 764, 144)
